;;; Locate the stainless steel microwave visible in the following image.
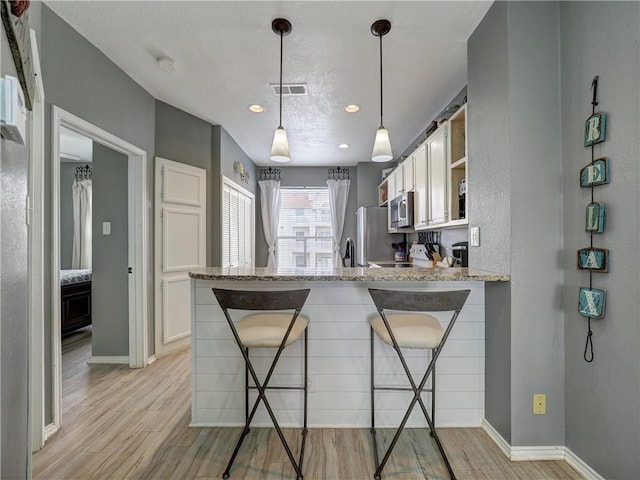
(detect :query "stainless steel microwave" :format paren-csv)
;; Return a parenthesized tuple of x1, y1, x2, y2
(390, 192, 414, 229)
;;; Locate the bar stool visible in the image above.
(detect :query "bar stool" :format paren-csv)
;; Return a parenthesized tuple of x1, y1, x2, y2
(212, 288, 311, 480)
(367, 288, 470, 480)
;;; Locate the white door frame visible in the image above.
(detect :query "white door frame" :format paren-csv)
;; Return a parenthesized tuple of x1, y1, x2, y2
(28, 28, 46, 453)
(49, 106, 148, 434)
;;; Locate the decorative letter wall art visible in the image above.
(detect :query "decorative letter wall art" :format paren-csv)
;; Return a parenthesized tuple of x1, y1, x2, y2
(584, 112, 607, 147)
(578, 76, 610, 363)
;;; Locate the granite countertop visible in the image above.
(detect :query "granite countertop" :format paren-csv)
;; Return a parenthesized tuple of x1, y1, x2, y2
(189, 266, 509, 282)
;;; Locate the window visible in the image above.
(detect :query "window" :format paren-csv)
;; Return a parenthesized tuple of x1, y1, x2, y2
(277, 188, 333, 269)
(222, 178, 254, 268)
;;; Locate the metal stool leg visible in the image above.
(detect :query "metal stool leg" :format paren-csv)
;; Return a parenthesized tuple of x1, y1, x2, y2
(245, 347, 250, 425)
(369, 325, 381, 479)
(430, 351, 436, 438)
(298, 329, 308, 475)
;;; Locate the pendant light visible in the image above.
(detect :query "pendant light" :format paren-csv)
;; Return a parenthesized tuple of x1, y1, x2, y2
(371, 19, 393, 163)
(270, 18, 292, 163)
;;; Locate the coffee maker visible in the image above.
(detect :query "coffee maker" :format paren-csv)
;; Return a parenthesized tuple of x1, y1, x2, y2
(452, 241, 468, 267)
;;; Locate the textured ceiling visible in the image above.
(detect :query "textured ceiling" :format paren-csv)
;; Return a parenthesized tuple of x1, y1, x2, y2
(45, 1, 492, 166)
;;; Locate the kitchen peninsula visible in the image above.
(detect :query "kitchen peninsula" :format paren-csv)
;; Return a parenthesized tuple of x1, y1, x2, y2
(189, 266, 508, 429)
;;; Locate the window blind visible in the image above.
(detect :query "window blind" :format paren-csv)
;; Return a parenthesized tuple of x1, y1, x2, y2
(222, 181, 254, 268)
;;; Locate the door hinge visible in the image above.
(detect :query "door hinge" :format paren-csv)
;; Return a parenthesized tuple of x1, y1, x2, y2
(128, 267, 133, 274)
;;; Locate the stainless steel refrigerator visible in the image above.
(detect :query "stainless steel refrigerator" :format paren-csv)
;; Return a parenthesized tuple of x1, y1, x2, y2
(356, 206, 404, 266)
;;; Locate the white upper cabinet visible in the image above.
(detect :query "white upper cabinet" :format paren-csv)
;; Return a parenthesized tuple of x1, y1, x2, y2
(412, 143, 428, 229)
(392, 165, 404, 198)
(379, 103, 468, 232)
(402, 154, 415, 193)
(428, 124, 448, 226)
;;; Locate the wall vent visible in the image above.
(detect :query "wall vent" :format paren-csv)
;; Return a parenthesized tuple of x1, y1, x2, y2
(271, 83, 308, 96)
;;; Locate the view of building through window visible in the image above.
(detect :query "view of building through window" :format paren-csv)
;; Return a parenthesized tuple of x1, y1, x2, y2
(277, 188, 333, 268)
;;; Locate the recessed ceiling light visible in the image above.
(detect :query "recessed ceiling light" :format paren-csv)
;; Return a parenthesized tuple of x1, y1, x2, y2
(338, 143, 350, 149)
(248, 104, 265, 113)
(344, 104, 360, 113)
(157, 56, 176, 72)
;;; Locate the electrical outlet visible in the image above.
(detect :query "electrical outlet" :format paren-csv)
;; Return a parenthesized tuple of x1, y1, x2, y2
(533, 393, 546, 415)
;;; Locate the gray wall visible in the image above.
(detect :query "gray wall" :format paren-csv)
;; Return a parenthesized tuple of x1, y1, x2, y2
(484, 281, 512, 443)
(91, 144, 129, 356)
(469, 2, 565, 446)
(468, 3, 512, 438)
(470, 3, 640, 476)
(59, 163, 76, 269)
(560, 2, 640, 478)
(41, 4, 156, 422)
(468, 1, 511, 276)
(355, 161, 387, 208)
(220, 127, 258, 193)
(1, 27, 31, 480)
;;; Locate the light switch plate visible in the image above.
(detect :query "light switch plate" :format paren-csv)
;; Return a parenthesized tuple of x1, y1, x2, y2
(102, 222, 111, 235)
(470, 227, 480, 246)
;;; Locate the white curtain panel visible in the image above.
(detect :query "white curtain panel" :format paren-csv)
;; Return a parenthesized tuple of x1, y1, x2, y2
(258, 179, 281, 269)
(72, 179, 92, 269)
(326, 178, 351, 267)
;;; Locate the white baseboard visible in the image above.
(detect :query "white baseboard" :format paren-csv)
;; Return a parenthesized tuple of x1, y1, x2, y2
(147, 354, 157, 365)
(482, 419, 603, 479)
(565, 448, 606, 480)
(481, 419, 512, 458)
(87, 356, 129, 364)
(43, 422, 59, 441)
(510, 445, 565, 461)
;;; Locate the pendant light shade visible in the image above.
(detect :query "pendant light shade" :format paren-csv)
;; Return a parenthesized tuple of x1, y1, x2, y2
(270, 18, 292, 163)
(371, 19, 393, 163)
(270, 126, 291, 163)
(372, 126, 393, 163)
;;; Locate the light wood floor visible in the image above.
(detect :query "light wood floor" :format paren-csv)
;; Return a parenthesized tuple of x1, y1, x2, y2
(34, 335, 583, 480)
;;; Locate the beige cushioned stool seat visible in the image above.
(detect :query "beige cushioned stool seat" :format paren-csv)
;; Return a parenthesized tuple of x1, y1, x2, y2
(237, 312, 309, 348)
(370, 313, 444, 349)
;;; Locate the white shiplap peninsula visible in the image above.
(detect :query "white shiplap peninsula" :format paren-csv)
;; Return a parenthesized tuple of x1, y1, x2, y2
(189, 266, 508, 429)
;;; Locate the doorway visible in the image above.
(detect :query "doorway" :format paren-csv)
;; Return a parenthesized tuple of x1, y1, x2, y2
(58, 127, 94, 369)
(48, 106, 148, 435)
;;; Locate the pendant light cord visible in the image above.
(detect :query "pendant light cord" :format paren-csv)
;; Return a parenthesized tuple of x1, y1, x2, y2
(279, 30, 284, 129)
(379, 33, 384, 128)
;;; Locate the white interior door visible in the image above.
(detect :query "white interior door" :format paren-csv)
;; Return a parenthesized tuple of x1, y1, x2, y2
(155, 157, 206, 357)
